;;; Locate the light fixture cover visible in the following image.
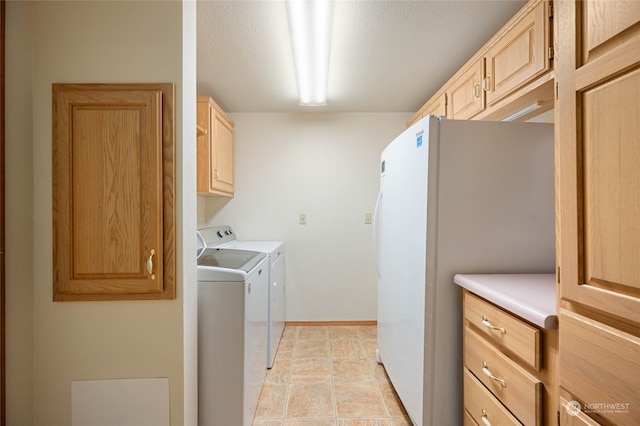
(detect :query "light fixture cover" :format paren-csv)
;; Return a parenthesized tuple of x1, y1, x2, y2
(286, 0, 334, 106)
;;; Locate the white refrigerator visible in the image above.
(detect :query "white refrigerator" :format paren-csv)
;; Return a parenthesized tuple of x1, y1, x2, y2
(373, 115, 555, 426)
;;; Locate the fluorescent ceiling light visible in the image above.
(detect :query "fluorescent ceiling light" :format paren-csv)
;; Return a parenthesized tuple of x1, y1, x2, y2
(286, 0, 334, 106)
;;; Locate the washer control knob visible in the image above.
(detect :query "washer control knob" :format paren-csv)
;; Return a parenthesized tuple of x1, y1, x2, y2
(217, 231, 224, 238)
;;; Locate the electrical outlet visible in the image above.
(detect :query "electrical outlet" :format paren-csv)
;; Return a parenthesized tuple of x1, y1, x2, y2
(365, 213, 372, 224)
(299, 213, 307, 225)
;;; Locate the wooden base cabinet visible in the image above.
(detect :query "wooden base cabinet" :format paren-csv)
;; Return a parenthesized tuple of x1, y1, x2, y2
(197, 96, 235, 197)
(463, 291, 557, 426)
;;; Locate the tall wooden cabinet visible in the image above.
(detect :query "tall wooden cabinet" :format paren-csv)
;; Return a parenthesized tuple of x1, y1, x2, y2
(556, 1, 640, 424)
(197, 96, 235, 197)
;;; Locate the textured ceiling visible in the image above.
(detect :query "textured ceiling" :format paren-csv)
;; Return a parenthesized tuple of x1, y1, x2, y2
(197, 0, 527, 113)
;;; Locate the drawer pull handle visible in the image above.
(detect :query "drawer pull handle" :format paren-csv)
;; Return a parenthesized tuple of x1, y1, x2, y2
(482, 362, 506, 387)
(481, 409, 492, 426)
(481, 316, 506, 334)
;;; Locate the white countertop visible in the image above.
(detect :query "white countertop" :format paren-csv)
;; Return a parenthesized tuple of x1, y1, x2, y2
(454, 274, 558, 329)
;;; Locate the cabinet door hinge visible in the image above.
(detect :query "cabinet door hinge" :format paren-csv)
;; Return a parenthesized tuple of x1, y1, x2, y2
(444, 93, 448, 106)
(555, 82, 559, 100)
(548, 46, 554, 60)
(549, 3, 554, 19)
(557, 266, 561, 284)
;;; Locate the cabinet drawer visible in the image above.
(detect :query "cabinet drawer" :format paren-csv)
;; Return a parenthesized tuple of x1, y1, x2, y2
(464, 409, 480, 426)
(560, 310, 640, 426)
(559, 396, 602, 426)
(464, 368, 521, 426)
(465, 292, 540, 369)
(465, 327, 541, 425)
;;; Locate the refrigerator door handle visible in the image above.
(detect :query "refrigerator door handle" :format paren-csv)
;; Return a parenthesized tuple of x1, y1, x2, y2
(372, 190, 382, 277)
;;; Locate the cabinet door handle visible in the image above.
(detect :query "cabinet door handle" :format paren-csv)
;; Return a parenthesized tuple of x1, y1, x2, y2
(482, 75, 492, 92)
(146, 249, 156, 280)
(481, 316, 506, 334)
(482, 362, 506, 387)
(473, 83, 481, 100)
(481, 409, 492, 426)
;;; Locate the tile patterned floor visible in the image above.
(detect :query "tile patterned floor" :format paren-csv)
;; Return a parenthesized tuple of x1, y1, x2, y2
(252, 325, 412, 426)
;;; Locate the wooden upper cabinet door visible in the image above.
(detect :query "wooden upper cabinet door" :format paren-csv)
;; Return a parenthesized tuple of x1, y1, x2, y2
(565, 67, 640, 323)
(423, 93, 447, 118)
(576, 0, 640, 89)
(582, 0, 640, 65)
(557, 0, 640, 322)
(484, 0, 550, 107)
(53, 83, 175, 301)
(448, 59, 484, 120)
(211, 110, 234, 195)
(196, 96, 234, 197)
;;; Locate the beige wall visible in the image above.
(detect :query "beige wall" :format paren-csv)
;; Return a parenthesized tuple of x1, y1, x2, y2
(201, 112, 411, 321)
(6, 1, 197, 425)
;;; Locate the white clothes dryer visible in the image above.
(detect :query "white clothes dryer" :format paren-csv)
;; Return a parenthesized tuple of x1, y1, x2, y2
(198, 226, 285, 368)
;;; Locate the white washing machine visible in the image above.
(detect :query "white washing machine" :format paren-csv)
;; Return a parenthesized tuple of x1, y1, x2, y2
(197, 245, 268, 426)
(198, 226, 285, 368)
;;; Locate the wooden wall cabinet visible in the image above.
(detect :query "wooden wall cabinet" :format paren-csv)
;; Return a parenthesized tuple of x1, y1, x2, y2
(408, 92, 447, 125)
(484, 0, 550, 108)
(197, 96, 235, 197)
(52, 83, 176, 301)
(556, 0, 640, 424)
(407, 0, 554, 127)
(448, 59, 485, 120)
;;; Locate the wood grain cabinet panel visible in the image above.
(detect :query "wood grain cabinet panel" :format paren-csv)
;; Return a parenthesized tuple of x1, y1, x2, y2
(560, 310, 640, 426)
(582, 0, 640, 64)
(565, 67, 640, 323)
(52, 83, 175, 301)
(556, 0, 640, 423)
